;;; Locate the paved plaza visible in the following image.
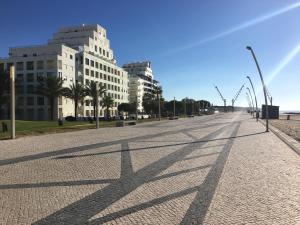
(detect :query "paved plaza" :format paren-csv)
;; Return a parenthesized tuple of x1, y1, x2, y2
(0, 112, 299, 225)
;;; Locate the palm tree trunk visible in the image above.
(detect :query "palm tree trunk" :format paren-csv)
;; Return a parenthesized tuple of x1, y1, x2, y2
(0, 102, 3, 120)
(75, 101, 78, 121)
(93, 100, 96, 119)
(50, 98, 54, 121)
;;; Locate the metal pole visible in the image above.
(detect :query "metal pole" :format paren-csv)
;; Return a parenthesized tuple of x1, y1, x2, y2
(232, 99, 234, 112)
(173, 97, 176, 117)
(247, 46, 269, 132)
(246, 93, 253, 113)
(246, 76, 258, 121)
(224, 99, 226, 112)
(246, 87, 255, 117)
(10, 65, 15, 139)
(184, 99, 187, 116)
(95, 82, 99, 129)
(158, 94, 161, 121)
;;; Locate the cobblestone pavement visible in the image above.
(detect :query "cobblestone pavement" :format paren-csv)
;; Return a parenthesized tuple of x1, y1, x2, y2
(0, 112, 299, 225)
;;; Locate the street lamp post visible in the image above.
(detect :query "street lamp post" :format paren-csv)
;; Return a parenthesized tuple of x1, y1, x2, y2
(246, 76, 258, 122)
(173, 97, 176, 117)
(10, 65, 16, 139)
(184, 98, 187, 116)
(246, 46, 269, 132)
(158, 94, 161, 121)
(246, 87, 255, 117)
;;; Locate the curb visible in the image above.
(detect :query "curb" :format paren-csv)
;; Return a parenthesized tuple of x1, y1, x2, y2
(259, 119, 300, 156)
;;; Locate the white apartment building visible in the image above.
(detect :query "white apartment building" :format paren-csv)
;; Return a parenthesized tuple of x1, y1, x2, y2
(123, 61, 158, 112)
(0, 24, 129, 120)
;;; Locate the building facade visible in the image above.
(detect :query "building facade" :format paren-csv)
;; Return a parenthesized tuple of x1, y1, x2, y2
(0, 24, 129, 120)
(123, 61, 158, 112)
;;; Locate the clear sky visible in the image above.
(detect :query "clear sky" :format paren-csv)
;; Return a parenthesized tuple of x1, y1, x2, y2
(1, 0, 299, 110)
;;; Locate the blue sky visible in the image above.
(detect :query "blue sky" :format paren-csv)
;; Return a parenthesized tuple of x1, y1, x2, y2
(1, 0, 299, 110)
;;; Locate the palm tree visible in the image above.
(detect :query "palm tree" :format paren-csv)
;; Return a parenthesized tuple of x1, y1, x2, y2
(0, 69, 9, 119)
(63, 81, 87, 120)
(153, 85, 163, 99)
(85, 81, 106, 118)
(36, 76, 65, 121)
(152, 85, 163, 116)
(102, 95, 114, 118)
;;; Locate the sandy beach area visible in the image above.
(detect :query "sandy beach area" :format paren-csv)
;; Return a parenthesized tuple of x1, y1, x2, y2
(269, 114, 300, 142)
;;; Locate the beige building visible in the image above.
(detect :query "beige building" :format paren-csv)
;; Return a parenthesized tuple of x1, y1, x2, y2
(123, 61, 158, 112)
(0, 24, 129, 120)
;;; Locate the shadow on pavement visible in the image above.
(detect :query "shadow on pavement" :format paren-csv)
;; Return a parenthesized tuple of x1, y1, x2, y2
(30, 123, 240, 225)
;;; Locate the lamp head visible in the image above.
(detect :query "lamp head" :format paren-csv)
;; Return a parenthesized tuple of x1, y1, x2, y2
(246, 46, 252, 51)
(246, 76, 250, 79)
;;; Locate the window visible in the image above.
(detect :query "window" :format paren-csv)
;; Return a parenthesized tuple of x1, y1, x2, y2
(100, 64, 103, 70)
(37, 97, 44, 106)
(27, 73, 34, 82)
(85, 69, 89, 75)
(46, 60, 55, 69)
(16, 85, 24, 94)
(108, 75, 110, 81)
(95, 62, 98, 68)
(108, 67, 110, 73)
(16, 62, 24, 71)
(85, 79, 90, 85)
(26, 61, 34, 70)
(58, 96, 62, 105)
(103, 49, 106, 56)
(95, 46, 97, 52)
(37, 108, 44, 120)
(37, 72, 44, 81)
(85, 58, 89, 65)
(86, 110, 90, 116)
(104, 74, 107, 80)
(107, 52, 109, 58)
(37, 61, 44, 70)
(85, 100, 90, 106)
(27, 85, 35, 94)
(16, 74, 24, 82)
(17, 97, 24, 106)
(58, 60, 62, 69)
(27, 109, 34, 120)
(91, 70, 94, 77)
(103, 65, 106, 71)
(91, 60, 94, 67)
(70, 55, 73, 59)
(100, 73, 103, 79)
(27, 97, 34, 105)
(47, 72, 55, 77)
(99, 47, 102, 54)
(95, 71, 99, 78)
